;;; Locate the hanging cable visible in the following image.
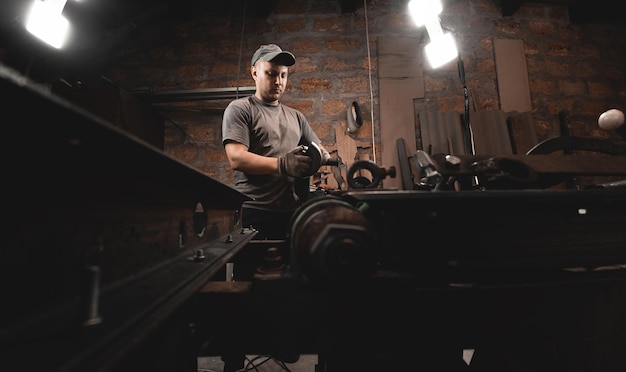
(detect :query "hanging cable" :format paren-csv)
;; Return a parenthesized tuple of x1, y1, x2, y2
(235, 0, 248, 99)
(363, 0, 377, 164)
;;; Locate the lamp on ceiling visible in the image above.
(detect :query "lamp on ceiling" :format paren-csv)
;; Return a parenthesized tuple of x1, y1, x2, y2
(25, 0, 71, 49)
(408, 0, 475, 159)
(408, 0, 458, 69)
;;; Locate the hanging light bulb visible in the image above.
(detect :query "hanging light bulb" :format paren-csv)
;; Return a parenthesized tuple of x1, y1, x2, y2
(408, 0, 442, 27)
(25, 0, 70, 49)
(408, 0, 458, 68)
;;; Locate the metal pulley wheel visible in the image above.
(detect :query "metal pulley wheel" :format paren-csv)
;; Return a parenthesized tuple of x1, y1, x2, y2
(302, 142, 322, 176)
(347, 160, 396, 189)
(289, 196, 378, 287)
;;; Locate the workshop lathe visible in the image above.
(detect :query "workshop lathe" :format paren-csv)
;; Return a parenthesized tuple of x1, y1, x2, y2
(197, 118, 626, 371)
(4, 58, 626, 371)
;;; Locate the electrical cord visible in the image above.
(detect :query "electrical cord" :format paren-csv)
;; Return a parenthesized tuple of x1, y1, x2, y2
(235, 0, 247, 100)
(364, 0, 376, 164)
(236, 354, 293, 372)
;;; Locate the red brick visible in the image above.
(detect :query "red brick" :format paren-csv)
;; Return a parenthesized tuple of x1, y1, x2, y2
(323, 56, 351, 71)
(283, 100, 314, 115)
(210, 61, 240, 75)
(424, 75, 446, 92)
(588, 82, 612, 99)
(558, 80, 585, 96)
(530, 78, 556, 95)
(496, 19, 523, 36)
(310, 121, 334, 143)
(546, 42, 573, 57)
(546, 61, 570, 76)
(558, 25, 582, 41)
(339, 77, 368, 93)
(436, 96, 464, 112)
(575, 62, 597, 78)
(528, 21, 555, 36)
(278, 18, 307, 33)
(322, 99, 346, 115)
(472, 0, 500, 15)
(475, 57, 495, 74)
(313, 16, 343, 32)
(301, 78, 332, 93)
(186, 124, 219, 143)
(515, 2, 548, 18)
(325, 35, 359, 52)
(173, 64, 205, 79)
(387, 13, 414, 31)
(205, 146, 228, 162)
(292, 39, 323, 54)
(137, 66, 169, 80)
(293, 57, 318, 73)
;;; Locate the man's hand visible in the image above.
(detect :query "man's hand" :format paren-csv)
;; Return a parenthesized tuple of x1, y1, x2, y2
(278, 146, 312, 177)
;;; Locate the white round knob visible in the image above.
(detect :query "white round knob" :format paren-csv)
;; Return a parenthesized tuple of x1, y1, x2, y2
(598, 108, 625, 131)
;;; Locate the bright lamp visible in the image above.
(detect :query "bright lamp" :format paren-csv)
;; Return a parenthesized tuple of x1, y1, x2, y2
(25, 0, 70, 49)
(408, 0, 458, 68)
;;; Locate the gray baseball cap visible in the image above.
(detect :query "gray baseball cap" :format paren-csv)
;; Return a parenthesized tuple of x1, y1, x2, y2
(251, 44, 296, 67)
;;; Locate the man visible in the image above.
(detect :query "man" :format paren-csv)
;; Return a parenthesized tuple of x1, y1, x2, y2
(220, 43, 330, 372)
(222, 44, 330, 240)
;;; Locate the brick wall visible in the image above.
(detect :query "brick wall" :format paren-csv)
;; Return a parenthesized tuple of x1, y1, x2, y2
(104, 0, 626, 186)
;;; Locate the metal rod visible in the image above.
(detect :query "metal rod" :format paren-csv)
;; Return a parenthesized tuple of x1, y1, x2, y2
(458, 55, 475, 156)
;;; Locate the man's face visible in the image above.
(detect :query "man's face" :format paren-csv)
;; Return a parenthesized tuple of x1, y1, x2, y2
(252, 60, 289, 104)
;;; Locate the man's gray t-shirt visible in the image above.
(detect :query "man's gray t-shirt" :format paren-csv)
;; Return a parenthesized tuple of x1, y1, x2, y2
(222, 95, 321, 211)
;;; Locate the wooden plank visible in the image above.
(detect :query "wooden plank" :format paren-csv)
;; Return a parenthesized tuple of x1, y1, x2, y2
(379, 37, 423, 78)
(419, 111, 464, 155)
(380, 78, 422, 190)
(471, 110, 513, 155)
(494, 39, 532, 113)
(397, 138, 414, 190)
(334, 125, 358, 190)
(378, 36, 424, 190)
(507, 111, 538, 154)
(430, 153, 626, 177)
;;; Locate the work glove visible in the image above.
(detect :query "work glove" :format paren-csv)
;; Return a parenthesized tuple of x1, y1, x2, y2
(278, 146, 312, 177)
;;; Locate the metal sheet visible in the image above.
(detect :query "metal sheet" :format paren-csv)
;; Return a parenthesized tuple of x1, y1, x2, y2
(0, 62, 252, 371)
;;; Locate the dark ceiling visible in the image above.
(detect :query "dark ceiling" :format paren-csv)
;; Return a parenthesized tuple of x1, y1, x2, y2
(0, 0, 622, 84)
(0, 0, 190, 82)
(498, 0, 623, 23)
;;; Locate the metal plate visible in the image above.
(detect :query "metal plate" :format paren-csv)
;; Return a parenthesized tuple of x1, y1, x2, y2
(304, 141, 322, 176)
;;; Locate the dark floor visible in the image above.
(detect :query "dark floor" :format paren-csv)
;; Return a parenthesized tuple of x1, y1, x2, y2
(197, 354, 318, 372)
(197, 350, 478, 371)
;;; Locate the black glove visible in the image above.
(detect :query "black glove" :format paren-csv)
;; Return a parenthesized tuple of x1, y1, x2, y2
(278, 146, 312, 177)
